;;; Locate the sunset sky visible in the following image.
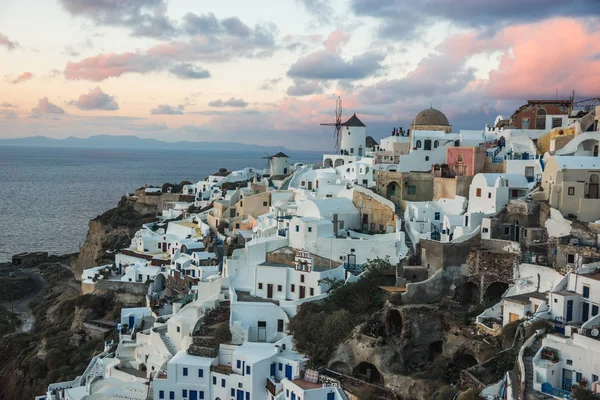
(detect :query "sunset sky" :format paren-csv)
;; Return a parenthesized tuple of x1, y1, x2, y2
(1, 0, 600, 150)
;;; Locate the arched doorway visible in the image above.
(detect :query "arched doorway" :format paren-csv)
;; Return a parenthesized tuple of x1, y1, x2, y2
(334, 159, 344, 167)
(353, 362, 384, 385)
(589, 174, 599, 199)
(455, 282, 479, 306)
(386, 182, 400, 199)
(484, 282, 509, 303)
(324, 158, 333, 168)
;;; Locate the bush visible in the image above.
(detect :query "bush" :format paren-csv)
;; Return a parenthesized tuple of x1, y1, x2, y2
(573, 386, 600, 400)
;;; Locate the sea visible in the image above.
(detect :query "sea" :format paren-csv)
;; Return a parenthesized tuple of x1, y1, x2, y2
(0, 146, 322, 263)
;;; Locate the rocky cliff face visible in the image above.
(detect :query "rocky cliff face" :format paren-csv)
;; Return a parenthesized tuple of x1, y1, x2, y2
(72, 197, 157, 278)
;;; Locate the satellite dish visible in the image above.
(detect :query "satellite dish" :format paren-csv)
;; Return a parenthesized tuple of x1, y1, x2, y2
(591, 328, 600, 337)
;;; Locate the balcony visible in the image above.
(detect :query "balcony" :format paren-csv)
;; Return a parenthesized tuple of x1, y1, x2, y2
(266, 377, 282, 396)
(541, 382, 573, 400)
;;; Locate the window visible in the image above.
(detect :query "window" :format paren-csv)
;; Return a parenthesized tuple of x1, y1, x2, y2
(246, 365, 251, 375)
(235, 223, 240, 229)
(416, 140, 422, 148)
(434, 212, 440, 221)
(301, 181, 305, 186)
(240, 201, 243, 207)
(536, 108, 547, 129)
(200, 392, 205, 400)
(425, 156, 429, 161)
(488, 192, 492, 199)
(552, 117, 562, 128)
(159, 391, 164, 399)
(183, 389, 188, 397)
(593, 305, 599, 316)
(525, 166, 534, 177)
(291, 284, 295, 292)
(231, 388, 235, 396)
(568, 187, 575, 195)
(308, 227, 312, 232)
(237, 360, 241, 368)
(482, 227, 489, 233)
(170, 392, 175, 400)
(279, 363, 283, 371)
(246, 392, 250, 400)
(177, 326, 181, 333)
(566, 359, 573, 366)
(568, 254, 575, 263)
(258, 282, 263, 290)
(183, 367, 188, 376)
(223, 379, 227, 388)
(504, 227, 511, 235)
(434, 140, 439, 148)
(583, 286, 590, 299)
(350, 148, 354, 154)
(310, 288, 315, 296)
(295, 225, 299, 232)
(476, 188, 482, 197)
(457, 154, 463, 163)
(263, 201, 268, 207)
(511, 189, 519, 198)
(277, 285, 282, 292)
(198, 368, 204, 377)
(408, 185, 416, 195)
(213, 377, 217, 385)
(300, 275, 305, 283)
(278, 319, 284, 332)
(424, 139, 432, 150)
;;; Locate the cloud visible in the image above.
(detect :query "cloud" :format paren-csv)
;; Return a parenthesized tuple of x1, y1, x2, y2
(1, 102, 18, 108)
(169, 63, 210, 79)
(259, 78, 282, 90)
(58, 0, 176, 39)
(64, 17, 277, 81)
(7, 72, 34, 84)
(286, 79, 324, 96)
(68, 87, 119, 110)
(150, 104, 184, 115)
(0, 33, 19, 50)
(324, 30, 351, 53)
(0, 110, 17, 119)
(31, 97, 65, 115)
(288, 50, 385, 80)
(351, 0, 600, 38)
(208, 97, 249, 108)
(63, 38, 94, 57)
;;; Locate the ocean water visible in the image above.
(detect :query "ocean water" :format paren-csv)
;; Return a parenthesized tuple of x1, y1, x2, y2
(0, 146, 322, 262)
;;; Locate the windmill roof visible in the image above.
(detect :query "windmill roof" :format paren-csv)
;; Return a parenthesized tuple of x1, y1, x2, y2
(342, 113, 366, 127)
(272, 152, 289, 158)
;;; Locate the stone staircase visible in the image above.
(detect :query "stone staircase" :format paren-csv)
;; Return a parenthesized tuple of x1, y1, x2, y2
(188, 300, 230, 358)
(396, 207, 414, 266)
(159, 332, 177, 356)
(523, 338, 553, 400)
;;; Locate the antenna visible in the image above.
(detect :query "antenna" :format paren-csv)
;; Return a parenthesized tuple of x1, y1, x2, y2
(320, 96, 343, 152)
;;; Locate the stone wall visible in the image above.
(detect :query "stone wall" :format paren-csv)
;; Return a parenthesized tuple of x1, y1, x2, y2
(433, 176, 473, 200)
(401, 265, 467, 304)
(420, 235, 481, 273)
(352, 186, 397, 232)
(95, 279, 148, 295)
(376, 171, 434, 208)
(266, 247, 341, 269)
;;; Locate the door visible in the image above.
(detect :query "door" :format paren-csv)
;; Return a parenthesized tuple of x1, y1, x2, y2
(237, 390, 244, 400)
(566, 300, 573, 322)
(257, 321, 266, 342)
(162, 242, 167, 252)
(285, 364, 293, 380)
(424, 140, 431, 150)
(509, 313, 520, 322)
(589, 183, 599, 199)
(267, 284, 274, 299)
(270, 362, 276, 378)
(189, 390, 198, 400)
(307, 181, 313, 190)
(299, 286, 306, 299)
(582, 302, 590, 322)
(327, 393, 335, 400)
(563, 369, 573, 392)
(128, 315, 135, 328)
(362, 214, 369, 232)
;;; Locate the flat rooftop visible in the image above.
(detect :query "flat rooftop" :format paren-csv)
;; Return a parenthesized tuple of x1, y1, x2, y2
(504, 291, 547, 305)
(259, 262, 337, 273)
(292, 378, 322, 390)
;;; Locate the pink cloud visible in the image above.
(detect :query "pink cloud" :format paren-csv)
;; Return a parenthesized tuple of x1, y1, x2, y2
(31, 97, 65, 115)
(324, 30, 351, 53)
(8, 72, 34, 84)
(65, 52, 161, 81)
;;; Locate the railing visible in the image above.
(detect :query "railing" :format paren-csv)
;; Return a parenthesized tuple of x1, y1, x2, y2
(541, 382, 573, 399)
(343, 263, 362, 275)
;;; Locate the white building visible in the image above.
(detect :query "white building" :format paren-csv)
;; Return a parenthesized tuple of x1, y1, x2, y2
(467, 173, 530, 215)
(323, 114, 366, 168)
(269, 152, 290, 176)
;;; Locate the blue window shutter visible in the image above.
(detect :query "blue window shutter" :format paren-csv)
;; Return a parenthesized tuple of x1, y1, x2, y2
(222, 379, 226, 388)
(246, 365, 251, 375)
(200, 391, 204, 399)
(183, 389, 187, 397)
(231, 388, 235, 396)
(198, 368, 203, 378)
(212, 376, 216, 385)
(169, 391, 174, 400)
(159, 391, 164, 399)
(237, 360, 241, 368)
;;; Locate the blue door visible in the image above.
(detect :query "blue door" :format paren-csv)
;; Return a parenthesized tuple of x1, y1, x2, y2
(190, 390, 198, 400)
(563, 369, 573, 392)
(270, 362, 276, 378)
(327, 393, 335, 400)
(128, 315, 135, 328)
(237, 390, 244, 400)
(291, 393, 296, 400)
(567, 300, 573, 322)
(285, 365, 293, 380)
(582, 302, 590, 322)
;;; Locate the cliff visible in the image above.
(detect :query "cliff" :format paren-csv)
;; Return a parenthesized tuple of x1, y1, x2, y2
(72, 197, 157, 278)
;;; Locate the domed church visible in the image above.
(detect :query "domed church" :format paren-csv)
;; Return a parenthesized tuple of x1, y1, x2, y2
(409, 107, 452, 133)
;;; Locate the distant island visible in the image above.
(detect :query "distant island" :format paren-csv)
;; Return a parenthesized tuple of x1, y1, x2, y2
(0, 135, 292, 153)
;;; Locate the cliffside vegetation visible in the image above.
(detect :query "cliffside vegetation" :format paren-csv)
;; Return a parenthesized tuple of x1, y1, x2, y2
(288, 258, 391, 365)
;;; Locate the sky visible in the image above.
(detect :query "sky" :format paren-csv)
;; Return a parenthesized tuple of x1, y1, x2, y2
(1, 0, 600, 151)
